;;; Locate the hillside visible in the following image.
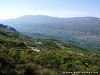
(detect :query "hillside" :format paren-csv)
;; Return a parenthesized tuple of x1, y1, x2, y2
(0, 23, 100, 75)
(1, 15, 100, 52)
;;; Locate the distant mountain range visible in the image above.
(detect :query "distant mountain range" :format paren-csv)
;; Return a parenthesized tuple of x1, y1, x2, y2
(1, 15, 100, 52)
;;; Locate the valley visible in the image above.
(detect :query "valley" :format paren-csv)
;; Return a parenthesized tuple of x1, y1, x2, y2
(1, 16, 100, 52)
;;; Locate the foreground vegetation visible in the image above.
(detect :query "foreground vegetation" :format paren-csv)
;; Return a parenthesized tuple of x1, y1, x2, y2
(0, 49, 100, 75)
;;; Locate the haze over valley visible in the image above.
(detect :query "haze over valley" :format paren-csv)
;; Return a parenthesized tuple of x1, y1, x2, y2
(1, 15, 100, 52)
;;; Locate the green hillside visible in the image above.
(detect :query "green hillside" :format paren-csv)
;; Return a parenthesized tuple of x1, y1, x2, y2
(0, 24, 100, 75)
(1, 16, 100, 52)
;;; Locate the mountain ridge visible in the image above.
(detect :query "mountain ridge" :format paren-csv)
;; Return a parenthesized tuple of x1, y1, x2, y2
(0, 23, 17, 32)
(1, 15, 100, 52)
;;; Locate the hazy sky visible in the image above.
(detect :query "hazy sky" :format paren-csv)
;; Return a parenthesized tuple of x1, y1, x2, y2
(0, 0, 100, 19)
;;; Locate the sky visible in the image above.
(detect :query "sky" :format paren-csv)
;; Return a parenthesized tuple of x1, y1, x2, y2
(0, 0, 100, 19)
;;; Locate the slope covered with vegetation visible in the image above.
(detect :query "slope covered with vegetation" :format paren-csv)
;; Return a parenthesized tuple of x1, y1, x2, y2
(0, 24, 100, 75)
(1, 16, 100, 52)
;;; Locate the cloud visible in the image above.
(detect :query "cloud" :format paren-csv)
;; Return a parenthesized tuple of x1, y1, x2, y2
(0, 8, 30, 19)
(23, 8, 29, 12)
(28, 10, 85, 18)
(0, 9, 86, 19)
(0, 9, 22, 19)
(68, 11, 85, 15)
(68, 11, 83, 14)
(29, 10, 54, 16)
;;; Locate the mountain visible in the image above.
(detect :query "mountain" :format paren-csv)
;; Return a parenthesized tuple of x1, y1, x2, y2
(0, 23, 90, 53)
(0, 15, 62, 32)
(1, 15, 100, 52)
(0, 24, 17, 32)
